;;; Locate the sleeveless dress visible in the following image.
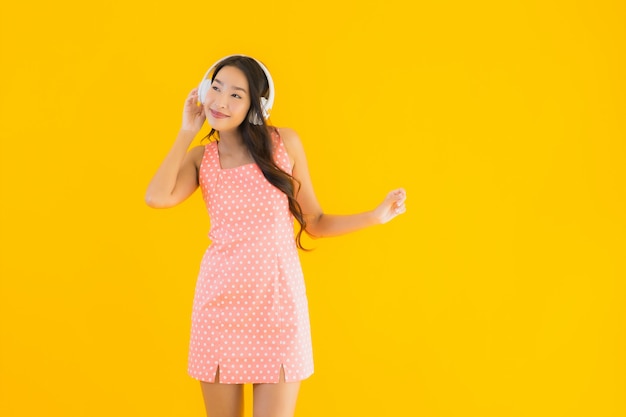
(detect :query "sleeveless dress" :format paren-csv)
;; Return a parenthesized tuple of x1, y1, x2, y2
(187, 130, 314, 384)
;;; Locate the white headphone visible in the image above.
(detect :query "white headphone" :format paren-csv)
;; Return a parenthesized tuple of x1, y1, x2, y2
(197, 54, 275, 125)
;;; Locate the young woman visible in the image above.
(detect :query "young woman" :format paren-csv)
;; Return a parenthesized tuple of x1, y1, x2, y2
(145, 55, 406, 417)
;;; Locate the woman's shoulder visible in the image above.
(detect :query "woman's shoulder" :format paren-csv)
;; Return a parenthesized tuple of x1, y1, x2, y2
(273, 126, 303, 150)
(188, 144, 207, 169)
(273, 126, 298, 137)
(272, 126, 306, 168)
(189, 143, 207, 155)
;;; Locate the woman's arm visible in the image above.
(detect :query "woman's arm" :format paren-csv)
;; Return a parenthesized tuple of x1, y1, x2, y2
(145, 132, 204, 208)
(145, 88, 206, 208)
(281, 128, 406, 238)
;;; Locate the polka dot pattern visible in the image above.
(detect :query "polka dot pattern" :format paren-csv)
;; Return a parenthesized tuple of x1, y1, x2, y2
(187, 130, 314, 384)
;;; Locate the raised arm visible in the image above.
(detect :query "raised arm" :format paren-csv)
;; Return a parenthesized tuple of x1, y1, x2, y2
(145, 88, 206, 208)
(281, 128, 406, 238)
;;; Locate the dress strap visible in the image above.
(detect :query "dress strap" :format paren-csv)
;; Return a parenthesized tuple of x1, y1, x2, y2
(198, 141, 221, 197)
(271, 128, 293, 174)
(208, 141, 220, 168)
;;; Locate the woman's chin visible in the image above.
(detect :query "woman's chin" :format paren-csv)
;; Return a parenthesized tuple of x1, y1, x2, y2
(208, 117, 244, 132)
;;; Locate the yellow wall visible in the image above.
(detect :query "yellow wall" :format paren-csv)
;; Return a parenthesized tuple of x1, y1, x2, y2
(1, 1, 625, 416)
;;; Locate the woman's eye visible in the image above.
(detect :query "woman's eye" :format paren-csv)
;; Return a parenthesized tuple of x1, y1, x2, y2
(211, 85, 219, 91)
(232, 94, 242, 99)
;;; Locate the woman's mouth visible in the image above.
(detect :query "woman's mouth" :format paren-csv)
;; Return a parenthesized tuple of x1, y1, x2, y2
(210, 109, 229, 119)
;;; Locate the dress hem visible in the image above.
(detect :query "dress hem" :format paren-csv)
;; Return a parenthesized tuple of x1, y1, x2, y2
(187, 370, 314, 384)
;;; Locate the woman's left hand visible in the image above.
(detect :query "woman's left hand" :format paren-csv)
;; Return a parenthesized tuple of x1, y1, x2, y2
(373, 188, 407, 224)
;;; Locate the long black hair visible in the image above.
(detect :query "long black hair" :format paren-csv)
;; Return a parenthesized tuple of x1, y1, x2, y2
(202, 56, 308, 250)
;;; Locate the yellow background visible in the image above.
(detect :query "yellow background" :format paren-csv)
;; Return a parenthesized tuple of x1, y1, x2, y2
(1, 0, 625, 416)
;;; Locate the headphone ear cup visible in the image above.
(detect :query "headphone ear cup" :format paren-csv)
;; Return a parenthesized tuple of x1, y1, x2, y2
(248, 108, 263, 125)
(198, 80, 211, 104)
(248, 97, 269, 125)
(260, 97, 269, 119)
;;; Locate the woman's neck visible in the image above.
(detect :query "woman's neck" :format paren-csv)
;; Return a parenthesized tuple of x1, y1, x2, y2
(217, 129, 249, 157)
(217, 129, 245, 147)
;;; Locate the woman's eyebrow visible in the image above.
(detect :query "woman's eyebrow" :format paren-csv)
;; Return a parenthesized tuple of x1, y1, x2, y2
(214, 78, 248, 94)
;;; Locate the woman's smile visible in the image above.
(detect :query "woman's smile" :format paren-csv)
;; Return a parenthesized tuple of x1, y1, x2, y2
(210, 109, 229, 119)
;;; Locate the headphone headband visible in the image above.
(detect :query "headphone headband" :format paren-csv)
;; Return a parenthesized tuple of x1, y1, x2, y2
(197, 54, 275, 121)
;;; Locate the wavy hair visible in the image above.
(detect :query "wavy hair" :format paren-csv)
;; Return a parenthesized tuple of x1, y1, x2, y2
(201, 56, 308, 250)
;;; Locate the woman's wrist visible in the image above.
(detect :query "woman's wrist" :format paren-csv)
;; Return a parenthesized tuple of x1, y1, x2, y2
(368, 209, 383, 226)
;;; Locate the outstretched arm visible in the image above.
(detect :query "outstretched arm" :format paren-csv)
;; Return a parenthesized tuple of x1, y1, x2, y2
(281, 128, 406, 239)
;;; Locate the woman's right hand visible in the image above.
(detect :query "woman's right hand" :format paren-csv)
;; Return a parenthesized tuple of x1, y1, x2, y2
(181, 88, 206, 133)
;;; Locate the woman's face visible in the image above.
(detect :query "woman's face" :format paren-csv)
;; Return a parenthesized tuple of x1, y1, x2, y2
(203, 65, 251, 131)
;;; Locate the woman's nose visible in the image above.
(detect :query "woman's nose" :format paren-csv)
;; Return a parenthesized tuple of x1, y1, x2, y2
(214, 93, 227, 108)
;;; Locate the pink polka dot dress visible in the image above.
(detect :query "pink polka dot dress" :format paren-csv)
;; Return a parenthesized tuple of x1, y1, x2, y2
(187, 129, 314, 384)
